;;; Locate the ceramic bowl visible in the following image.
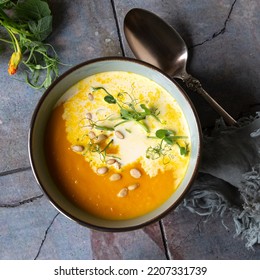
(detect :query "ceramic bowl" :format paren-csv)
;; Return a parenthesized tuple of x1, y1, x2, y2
(29, 57, 201, 231)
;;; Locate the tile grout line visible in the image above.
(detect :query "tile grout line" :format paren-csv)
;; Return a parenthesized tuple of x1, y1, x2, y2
(0, 166, 31, 177)
(110, 0, 126, 57)
(159, 220, 171, 260)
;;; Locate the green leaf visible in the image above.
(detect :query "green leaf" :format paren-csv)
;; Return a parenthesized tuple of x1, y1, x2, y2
(104, 95, 116, 104)
(28, 15, 52, 41)
(43, 67, 52, 88)
(179, 143, 189, 156)
(163, 137, 174, 145)
(155, 129, 167, 139)
(155, 129, 175, 139)
(0, 0, 10, 6)
(180, 146, 187, 155)
(140, 104, 151, 115)
(0, 0, 62, 90)
(0, 0, 13, 9)
(120, 108, 133, 120)
(15, 0, 51, 21)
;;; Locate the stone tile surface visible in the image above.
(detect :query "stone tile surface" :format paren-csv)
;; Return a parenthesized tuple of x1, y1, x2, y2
(161, 206, 260, 260)
(0, 169, 93, 260)
(91, 223, 166, 260)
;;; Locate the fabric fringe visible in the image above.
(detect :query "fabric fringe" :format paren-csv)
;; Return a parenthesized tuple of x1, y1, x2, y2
(182, 166, 260, 249)
(182, 189, 230, 218)
(182, 113, 260, 249)
(233, 166, 260, 249)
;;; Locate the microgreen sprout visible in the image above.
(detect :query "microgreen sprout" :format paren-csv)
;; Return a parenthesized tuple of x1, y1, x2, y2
(146, 129, 189, 159)
(146, 139, 172, 160)
(86, 118, 114, 131)
(85, 139, 115, 162)
(92, 86, 161, 133)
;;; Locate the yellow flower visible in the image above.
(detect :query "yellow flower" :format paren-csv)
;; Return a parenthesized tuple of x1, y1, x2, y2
(8, 51, 22, 75)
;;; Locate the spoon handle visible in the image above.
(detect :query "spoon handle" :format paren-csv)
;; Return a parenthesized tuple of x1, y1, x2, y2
(183, 74, 238, 126)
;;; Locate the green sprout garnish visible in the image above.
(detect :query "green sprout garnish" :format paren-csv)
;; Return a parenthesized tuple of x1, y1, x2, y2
(87, 118, 114, 131)
(92, 87, 161, 133)
(89, 87, 190, 162)
(146, 139, 172, 160)
(84, 139, 117, 162)
(147, 129, 189, 159)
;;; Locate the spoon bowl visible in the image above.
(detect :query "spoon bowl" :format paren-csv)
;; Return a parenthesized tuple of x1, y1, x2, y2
(124, 8, 237, 126)
(124, 8, 187, 79)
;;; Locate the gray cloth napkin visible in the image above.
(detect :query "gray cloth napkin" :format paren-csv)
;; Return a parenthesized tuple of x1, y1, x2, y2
(181, 113, 260, 249)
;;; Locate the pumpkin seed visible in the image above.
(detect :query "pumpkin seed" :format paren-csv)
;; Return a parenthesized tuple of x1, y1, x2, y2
(114, 161, 121, 170)
(109, 173, 122, 181)
(86, 112, 92, 120)
(88, 93, 94, 101)
(130, 168, 142, 179)
(107, 159, 117, 165)
(88, 131, 96, 139)
(71, 145, 84, 152)
(115, 130, 124, 139)
(127, 183, 139, 191)
(97, 167, 108, 175)
(117, 188, 128, 197)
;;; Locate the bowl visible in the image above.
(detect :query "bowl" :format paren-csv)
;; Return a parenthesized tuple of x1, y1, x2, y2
(29, 57, 201, 231)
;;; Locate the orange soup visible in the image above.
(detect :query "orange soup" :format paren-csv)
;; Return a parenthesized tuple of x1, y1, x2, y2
(45, 71, 190, 220)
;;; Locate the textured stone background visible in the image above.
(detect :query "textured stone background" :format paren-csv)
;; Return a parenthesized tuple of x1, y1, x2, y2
(0, 0, 259, 259)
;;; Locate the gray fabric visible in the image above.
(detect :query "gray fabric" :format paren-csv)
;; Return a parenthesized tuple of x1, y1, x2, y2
(181, 114, 260, 249)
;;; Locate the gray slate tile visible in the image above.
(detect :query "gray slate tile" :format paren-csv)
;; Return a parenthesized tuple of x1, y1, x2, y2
(161, 206, 260, 259)
(91, 222, 167, 260)
(0, 169, 93, 259)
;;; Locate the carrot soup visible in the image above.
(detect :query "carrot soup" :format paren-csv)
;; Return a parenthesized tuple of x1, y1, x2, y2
(45, 71, 190, 220)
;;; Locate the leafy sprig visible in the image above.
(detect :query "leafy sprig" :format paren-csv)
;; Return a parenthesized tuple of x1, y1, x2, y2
(92, 86, 161, 132)
(89, 87, 189, 163)
(0, 0, 62, 89)
(146, 139, 172, 161)
(155, 129, 187, 144)
(85, 113, 115, 131)
(147, 129, 189, 159)
(84, 139, 120, 162)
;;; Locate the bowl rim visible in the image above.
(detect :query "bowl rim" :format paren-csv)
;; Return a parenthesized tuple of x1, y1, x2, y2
(28, 56, 202, 232)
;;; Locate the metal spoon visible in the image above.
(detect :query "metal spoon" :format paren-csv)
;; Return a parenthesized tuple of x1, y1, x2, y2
(124, 8, 237, 126)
